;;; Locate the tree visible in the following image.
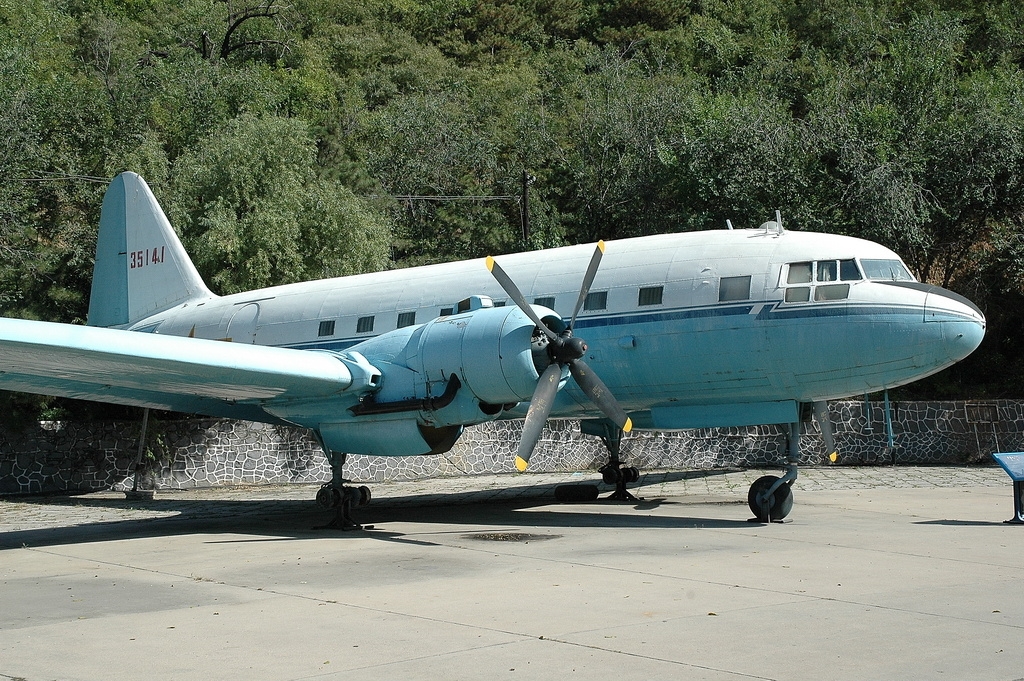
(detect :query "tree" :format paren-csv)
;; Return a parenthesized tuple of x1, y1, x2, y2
(168, 113, 391, 293)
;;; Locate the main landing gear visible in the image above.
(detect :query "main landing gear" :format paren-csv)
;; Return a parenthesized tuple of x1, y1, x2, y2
(747, 421, 800, 523)
(598, 427, 641, 501)
(554, 422, 642, 503)
(315, 450, 372, 530)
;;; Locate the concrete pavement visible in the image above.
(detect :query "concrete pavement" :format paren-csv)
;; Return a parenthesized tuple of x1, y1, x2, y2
(1, 466, 1022, 680)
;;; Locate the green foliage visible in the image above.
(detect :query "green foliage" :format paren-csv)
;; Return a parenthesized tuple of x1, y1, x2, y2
(168, 113, 389, 293)
(3, 0, 1024, 405)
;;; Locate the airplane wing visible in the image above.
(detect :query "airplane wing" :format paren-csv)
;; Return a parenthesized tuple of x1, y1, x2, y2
(0, 317, 366, 423)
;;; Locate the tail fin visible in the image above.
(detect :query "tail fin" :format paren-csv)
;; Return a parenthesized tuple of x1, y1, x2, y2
(88, 172, 214, 328)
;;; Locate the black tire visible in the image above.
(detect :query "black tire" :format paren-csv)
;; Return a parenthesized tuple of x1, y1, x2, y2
(747, 475, 794, 522)
(555, 484, 600, 503)
(316, 484, 339, 509)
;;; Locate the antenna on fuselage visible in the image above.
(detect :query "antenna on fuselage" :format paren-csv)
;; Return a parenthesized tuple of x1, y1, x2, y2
(726, 219, 734, 230)
(759, 211, 785, 236)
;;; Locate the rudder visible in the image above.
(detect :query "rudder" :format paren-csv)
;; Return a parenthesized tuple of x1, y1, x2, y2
(88, 172, 213, 328)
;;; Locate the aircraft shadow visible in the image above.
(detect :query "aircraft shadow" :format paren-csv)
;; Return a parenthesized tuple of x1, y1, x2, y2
(913, 519, 1015, 527)
(1, 468, 752, 551)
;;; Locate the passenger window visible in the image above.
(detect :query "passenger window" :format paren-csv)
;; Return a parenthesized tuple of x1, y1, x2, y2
(318, 320, 335, 337)
(816, 261, 838, 282)
(840, 259, 862, 281)
(534, 296, 555, 309)
(356, 316, 374, 333)
(719, 276, 751, 302)
(638, 286, 663, 306)
(785, 287, 810, 303)
(397, 312, 416, 328)
(584, 291, 607, 310)
(815, 284, 850, 301)
(440, 307, 454, 317)
(787, 262, 812, 284)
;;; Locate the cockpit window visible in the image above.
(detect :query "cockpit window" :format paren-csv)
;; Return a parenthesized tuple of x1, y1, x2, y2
(861, 259, 914, 281)
(782, 258, 861, 303)
(817, 261, 837, 282)
(815, 284, 850, 301)
(840, 259, 862, 281)
(787, 262, 812, 284)
(814, 259, 862, 282)
(785, 287, 810, 303)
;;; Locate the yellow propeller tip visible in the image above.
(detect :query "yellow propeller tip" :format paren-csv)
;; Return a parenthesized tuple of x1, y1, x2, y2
(829, 451, 838, 463)
(597, 240, 605, 253)
(486, 255, 495, 272)
(514, 456, 529, 472)
(622, 417, 632, 433)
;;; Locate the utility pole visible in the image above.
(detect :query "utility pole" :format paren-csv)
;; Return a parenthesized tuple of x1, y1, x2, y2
(521, 170, 534, 247)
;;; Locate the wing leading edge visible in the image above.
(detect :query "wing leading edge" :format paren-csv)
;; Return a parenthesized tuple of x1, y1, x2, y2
(0, 318, 370, 423)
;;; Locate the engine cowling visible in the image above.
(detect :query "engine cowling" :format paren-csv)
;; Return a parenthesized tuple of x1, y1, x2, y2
(270, 304, 564, 458)
(344, 303, 562, 426)
(414, 304, 550, 405)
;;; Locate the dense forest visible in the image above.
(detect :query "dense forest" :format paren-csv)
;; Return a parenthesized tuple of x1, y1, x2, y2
(2, 0, 1024, 421)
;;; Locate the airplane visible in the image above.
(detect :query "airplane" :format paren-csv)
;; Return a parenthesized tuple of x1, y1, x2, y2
(0, 172, 986, 527)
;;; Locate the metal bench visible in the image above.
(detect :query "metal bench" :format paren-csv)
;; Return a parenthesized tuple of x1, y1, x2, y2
(991, 452, 1024, 524)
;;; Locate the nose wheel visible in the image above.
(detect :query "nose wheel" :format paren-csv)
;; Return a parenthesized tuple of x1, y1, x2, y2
(747, 475, 793, 522)
(747, 421, 801, 523)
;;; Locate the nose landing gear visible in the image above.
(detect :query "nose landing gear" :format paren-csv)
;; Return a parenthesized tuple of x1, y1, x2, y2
(748, 421, 800, 523)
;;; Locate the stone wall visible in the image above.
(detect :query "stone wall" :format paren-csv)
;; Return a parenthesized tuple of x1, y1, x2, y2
(1, 400, 1021, 495)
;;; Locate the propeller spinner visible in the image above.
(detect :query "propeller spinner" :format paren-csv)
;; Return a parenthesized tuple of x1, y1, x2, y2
(486, 241, 632, 471)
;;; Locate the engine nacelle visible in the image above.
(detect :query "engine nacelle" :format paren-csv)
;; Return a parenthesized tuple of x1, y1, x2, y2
(346, 303, 561, 423)
(307, 304, 561, 458)
(415, 304, 548, 405)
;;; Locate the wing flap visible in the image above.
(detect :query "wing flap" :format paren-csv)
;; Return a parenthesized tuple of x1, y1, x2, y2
(0, 318, 356, 417)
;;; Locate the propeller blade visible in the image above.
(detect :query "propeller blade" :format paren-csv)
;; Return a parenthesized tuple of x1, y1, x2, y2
(489, 245, 632, 467)
(486, 256, 557, 341)
(569, 241, 605, 330)
(515, 363, 562, 471)
(569, 358, 632, 433)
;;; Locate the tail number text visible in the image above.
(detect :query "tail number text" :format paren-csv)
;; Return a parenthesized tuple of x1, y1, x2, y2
(130, 246, 166, 269)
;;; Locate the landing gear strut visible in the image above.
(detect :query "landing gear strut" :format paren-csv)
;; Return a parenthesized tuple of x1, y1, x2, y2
(594, 424, 641, 502)
(315, 450, 371, 530)
(747, 421, 799, 523)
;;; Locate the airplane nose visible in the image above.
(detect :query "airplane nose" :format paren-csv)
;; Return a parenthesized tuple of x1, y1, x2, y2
(924, 286, 986, 362)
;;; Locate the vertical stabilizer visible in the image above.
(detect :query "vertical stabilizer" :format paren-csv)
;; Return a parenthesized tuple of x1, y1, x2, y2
(88, 172, 214, 328)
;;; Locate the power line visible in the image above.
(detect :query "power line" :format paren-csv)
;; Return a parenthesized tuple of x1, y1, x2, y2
(17, 171, 112, 184)
(363, 194, 519, 202)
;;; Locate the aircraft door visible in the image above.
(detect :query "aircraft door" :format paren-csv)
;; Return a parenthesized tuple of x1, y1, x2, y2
(762, 258, 798, 393)
(227, 304, 260, 344)
(692, 264, 716, 306)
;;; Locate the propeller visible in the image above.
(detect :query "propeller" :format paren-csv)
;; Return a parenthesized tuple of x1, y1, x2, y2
(486, 241, 632, 472)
